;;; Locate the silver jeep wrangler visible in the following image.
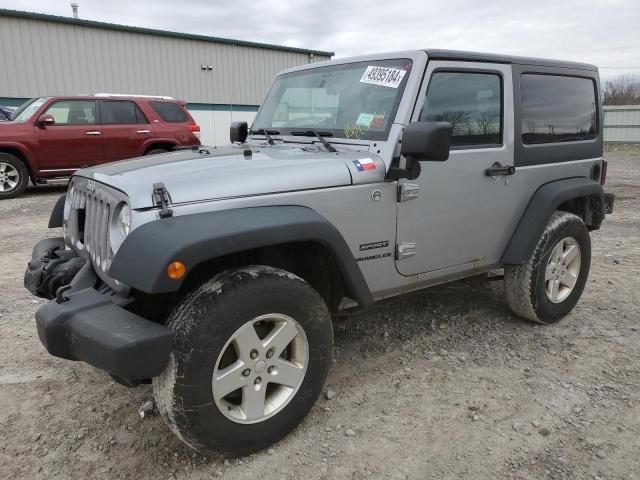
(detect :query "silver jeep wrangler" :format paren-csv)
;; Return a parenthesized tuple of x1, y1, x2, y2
(25, 49, 614, 455)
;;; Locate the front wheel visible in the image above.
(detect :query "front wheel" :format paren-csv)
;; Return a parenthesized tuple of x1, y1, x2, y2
(0, 153, 29, 199)
(505, 211, 591, 324)
(153, 266, 333, 456)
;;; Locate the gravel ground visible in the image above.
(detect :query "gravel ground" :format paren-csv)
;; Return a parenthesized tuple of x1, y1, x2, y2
(1, 146, 639, 480)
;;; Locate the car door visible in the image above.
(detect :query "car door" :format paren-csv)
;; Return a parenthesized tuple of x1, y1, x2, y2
(395, 61, 522, 277)
(100, 100, 154, 162)
(35, 99, 103, 170)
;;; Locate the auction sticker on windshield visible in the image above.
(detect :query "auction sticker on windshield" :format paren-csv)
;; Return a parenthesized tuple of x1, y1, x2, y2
(360, 66, 407, 88)
(356, 113, 374, 127)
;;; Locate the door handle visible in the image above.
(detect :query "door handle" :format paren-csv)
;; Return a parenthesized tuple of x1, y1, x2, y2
(85, 131, 101, 136)
(136, 129, 151, 134)
(485, 162, 515, 176)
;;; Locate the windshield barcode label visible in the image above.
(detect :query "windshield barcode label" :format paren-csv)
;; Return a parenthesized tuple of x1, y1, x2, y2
(360, 66, 407, 88)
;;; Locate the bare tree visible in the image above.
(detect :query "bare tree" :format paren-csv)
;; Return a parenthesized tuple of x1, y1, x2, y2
(602, 75, 640, 105)
(438, 111, 469, 135)
(526, 119, 537, 134)
(475, 110, 499, 135)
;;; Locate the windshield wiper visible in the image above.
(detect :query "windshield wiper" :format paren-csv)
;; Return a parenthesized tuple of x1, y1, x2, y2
(291, 130, 337, 153)
(251, 128, 280, 145)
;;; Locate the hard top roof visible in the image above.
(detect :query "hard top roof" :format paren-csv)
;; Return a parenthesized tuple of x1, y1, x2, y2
(278, 49, 598, 77)
(425, 49, 598, 71)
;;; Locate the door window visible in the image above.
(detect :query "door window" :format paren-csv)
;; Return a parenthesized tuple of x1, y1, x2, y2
(101, 101, 149, 125)
(420, 72, 502, 148)
(44, 100, 96, 125)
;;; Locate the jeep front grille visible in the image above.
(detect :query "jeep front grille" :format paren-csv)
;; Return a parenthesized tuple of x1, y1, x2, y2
(82, 191, 111, 271)
(65, 178, 124, 275)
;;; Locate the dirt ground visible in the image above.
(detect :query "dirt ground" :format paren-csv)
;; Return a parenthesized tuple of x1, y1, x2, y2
(1, 145, 639, 480)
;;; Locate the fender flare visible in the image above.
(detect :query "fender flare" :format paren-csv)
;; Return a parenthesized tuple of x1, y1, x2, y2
(501, 177, 604, 265)
(48, 194, 66, 228)
(109, 206, 374, 307)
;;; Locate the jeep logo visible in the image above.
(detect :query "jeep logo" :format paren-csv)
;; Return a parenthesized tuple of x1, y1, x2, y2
(86, 181, 96, 193)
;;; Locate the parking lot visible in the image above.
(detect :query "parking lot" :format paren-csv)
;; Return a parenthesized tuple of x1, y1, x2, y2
(0, 145, 638, 480)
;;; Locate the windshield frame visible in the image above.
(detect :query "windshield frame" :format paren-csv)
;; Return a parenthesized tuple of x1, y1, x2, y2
(11, 97, 51, 123)
(253, 58, 413, 141)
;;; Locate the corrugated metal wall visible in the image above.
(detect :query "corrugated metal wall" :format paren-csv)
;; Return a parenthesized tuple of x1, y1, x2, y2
(603, 106, 640, 144)
(189, 109, 257, 146)
(0, 15, 331, 105)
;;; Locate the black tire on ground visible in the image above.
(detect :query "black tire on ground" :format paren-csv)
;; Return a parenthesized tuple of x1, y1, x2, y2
(145, 148, 169, 155)
(505, 211, 591, 324)
(0, 153, 29, 199)
(153, 265, 333, 456)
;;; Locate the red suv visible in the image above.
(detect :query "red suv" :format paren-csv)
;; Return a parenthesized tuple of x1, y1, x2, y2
(0, 95, 201, 199)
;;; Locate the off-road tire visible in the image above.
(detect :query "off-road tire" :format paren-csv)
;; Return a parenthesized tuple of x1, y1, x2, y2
(505, 211, 591, 324)
(153, 266, 333, 456)
(0, 153, 29, 199)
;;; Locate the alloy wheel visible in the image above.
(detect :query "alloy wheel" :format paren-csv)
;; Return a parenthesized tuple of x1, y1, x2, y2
(544, 236, 581, 303)
(212, 313, 309, 424)
(0, 162, 19, 192)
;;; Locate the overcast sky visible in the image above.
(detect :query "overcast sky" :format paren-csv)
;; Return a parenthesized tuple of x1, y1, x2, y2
(1, 0, 639, 81)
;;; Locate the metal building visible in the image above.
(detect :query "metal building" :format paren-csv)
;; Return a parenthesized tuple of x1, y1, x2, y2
(0, 9, 333, 145)
(603, 106, 640, 144)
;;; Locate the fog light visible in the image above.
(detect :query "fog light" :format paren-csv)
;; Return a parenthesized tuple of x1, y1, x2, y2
(167, 261, 186, 280)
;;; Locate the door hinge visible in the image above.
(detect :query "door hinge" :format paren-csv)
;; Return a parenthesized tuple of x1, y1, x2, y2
(152, 183, 173, 218)
(396, 242, 416, 260)
(398, 183, 420, 202)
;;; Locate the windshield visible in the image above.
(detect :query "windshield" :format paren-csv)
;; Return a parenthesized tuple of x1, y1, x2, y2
(11, 97, 50, 123)
(253, 59, 412, 141)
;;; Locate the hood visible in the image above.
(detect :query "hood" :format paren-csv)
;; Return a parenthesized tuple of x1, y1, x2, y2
(76, 144, 386, 209)
(0, 121, 22, 131)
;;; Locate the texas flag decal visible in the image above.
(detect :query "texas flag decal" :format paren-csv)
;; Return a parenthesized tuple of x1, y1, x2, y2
(353, 158, 377, 172)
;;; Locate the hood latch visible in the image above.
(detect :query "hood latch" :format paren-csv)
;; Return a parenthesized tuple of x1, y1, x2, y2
(152, 183, 173, 218)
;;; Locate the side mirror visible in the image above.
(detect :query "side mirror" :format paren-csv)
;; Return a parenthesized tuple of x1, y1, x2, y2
(401, 121, 452, 169)
(230, 121, 248, 144)
(37, 114, 55, 127)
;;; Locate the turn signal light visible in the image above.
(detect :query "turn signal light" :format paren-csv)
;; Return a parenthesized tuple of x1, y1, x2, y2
(167, 261, 186, 280)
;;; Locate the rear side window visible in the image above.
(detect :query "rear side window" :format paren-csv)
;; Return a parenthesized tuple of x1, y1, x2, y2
(420, 71, 502, 148)
(44, 100, 96, 125)
(150, 101, 188, 123)
(521, 74, 597, 144)
(101, 101, 148, 124)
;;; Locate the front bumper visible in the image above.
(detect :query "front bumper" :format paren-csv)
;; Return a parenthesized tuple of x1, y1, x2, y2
(28, 239, 174, 385)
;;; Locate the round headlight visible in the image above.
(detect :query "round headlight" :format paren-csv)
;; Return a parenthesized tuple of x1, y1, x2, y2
(110, 202, 132, 254)
(117, 204, 132, 237)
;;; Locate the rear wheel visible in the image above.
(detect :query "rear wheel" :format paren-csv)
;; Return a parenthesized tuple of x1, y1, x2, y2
(505, 211, 591, 324)
(0, 153, 29, 199)
(145, 148, 169, 155)
(153, 266, 333, 456)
